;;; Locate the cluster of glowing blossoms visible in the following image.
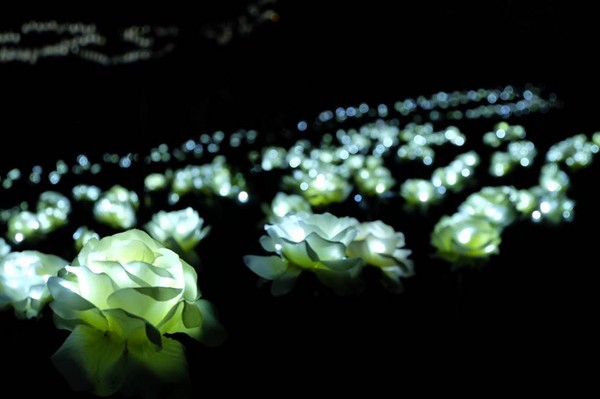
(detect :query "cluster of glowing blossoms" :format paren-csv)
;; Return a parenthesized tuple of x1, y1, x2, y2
(244, 211, 413, 295)
(6, 191, 72, 244)
(47, 229, 225, 398)
(430, 185, 531, 269)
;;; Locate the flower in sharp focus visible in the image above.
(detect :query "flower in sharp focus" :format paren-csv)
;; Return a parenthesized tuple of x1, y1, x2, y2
(430, 213, 502, 269)
(47, 229, 225, 398)
(244, 212, 364, 296)
(0, 250, 68, 319)
(347, 220, 414, 293)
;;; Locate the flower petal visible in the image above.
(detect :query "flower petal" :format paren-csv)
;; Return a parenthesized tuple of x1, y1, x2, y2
(280, 238, 316, 267)
(243, 255, 288, 279)
(103, 308, 163, 348)
(51, 325, 128, 397)
(47, 277, 95, 311)
(320, 257, 364, 272)
(107, 287, 181, 327)
(119, 336, 191, 399)
(196, 299, 227, 347)
(304, 232, 347, 261)
(314, 269, 364, 296)
(271, 266, 302, 296)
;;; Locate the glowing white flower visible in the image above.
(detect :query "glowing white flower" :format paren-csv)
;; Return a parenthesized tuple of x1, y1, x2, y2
(458, 186, 518, 228)
(347, 221, 414, 293)
(93, 185, 139, 230)
(144, 207, 210, 252)
(263, 192, 312, 223)
(244, 212, 364, 295)
(283, 169, 352, 207)
(352, 157, 396, 197)
(48, 229, 225, 398)
(431, 213, 502, 268)
(0, 250, 67, 319)
(7, 211, 45, 244)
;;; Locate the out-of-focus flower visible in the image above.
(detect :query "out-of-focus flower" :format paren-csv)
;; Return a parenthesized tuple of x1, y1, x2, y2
(546, 133, 598, 170)
(48, 229, 225, 398)
(36, 191, 72, 233)
(529, 186, 575, 225)
(352, 156, 396, 197)
(509, 188, 537, 217)
(144, 207, 210, 253)
(0, 250, 67, 319)
(93, 185, 139, 230)
(489, 141, 537, 177)
(347, 221, 414, 293)
(144, 172, 169, 192)
(431, 213, 502, 268)
(71, 184, 101, 202)
(6, 211, 45, 244)
(283, 169, 352, 207)
(244, 212, 364, 295)
(262, 192, 312, 223)
(72, 226, 100, 252)
(431, 151, 480, 193)
(483, 122, 526, 147)
(458, 186, 518, 229)
(539, 163, 570, 193)
(396, 141, 435, 165)
(0, 238, 10, 260)
(400, 178, 444, 207)
(260, 146, 287, 171)
(170, 156, 248, 201)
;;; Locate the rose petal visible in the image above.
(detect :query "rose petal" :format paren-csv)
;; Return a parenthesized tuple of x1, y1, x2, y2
(119, 337, 191, 399)
(103, 308, 163, 348)
(107, 287, 181, 327)
(271, 266, 302, 296)
(304, 232, 347, 261)
(51, 325, 128, 397)
(243, 255, 288, 279)
(320, 257, 364, 272)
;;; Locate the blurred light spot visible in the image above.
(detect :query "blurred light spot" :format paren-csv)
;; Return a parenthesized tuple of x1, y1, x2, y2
(237, 191, 249, 203)
(119, 157, 131, 168)
(297, 121, 307, 131)
(49, 171, 61, 185)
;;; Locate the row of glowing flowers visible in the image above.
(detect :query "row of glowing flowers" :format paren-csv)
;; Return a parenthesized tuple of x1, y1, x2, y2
(0, 182, 526, 397)
(3, 122, 594, 246)
(0, 202, 416, 397)
(0, 117, 597, 397)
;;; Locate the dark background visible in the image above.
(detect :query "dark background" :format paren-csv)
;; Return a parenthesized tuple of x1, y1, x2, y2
(1, 2, 598, 397)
